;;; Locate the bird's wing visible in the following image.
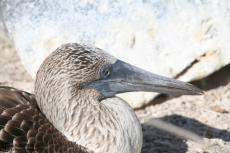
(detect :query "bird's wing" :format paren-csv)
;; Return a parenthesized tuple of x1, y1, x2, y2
(0, 86, 90, 153)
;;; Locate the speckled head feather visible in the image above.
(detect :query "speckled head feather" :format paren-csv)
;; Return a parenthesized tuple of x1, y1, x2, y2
(36, 43, 116, 90)
(35, 43, 117, 111)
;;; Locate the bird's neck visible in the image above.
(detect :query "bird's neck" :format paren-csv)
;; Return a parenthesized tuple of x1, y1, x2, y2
(38, 87, 99, 134)
(65, 97, 142, 153)
(38, 87, 142, 153)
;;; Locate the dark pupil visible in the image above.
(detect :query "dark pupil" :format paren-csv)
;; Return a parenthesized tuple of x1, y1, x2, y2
(103, 69, 110, 77)
(101, 65, 112, 79)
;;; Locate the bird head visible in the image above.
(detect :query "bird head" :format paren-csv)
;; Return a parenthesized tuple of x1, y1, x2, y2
(35, 43, 202, 103)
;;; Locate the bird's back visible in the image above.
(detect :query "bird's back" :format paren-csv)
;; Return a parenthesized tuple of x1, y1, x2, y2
(0, 86, 90, 153)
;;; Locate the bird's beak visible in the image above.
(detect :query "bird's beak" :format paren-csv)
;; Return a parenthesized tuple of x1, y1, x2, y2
(87, 60, 203, 98)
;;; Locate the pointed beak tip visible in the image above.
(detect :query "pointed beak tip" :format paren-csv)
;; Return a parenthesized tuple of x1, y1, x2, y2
(197, 89, 205, 95)
(188, 85, 204, 95)
(193, 90, 204, 95)
(177, 82, 204, 96)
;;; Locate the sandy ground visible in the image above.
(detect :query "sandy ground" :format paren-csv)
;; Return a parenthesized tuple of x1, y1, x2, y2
(0, 30, 230, 153)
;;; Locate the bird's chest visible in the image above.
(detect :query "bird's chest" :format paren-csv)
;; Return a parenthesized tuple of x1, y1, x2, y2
(70, 99, 143, 153)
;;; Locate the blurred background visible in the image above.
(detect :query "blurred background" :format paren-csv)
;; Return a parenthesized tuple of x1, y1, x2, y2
(1, 1, 230, 152)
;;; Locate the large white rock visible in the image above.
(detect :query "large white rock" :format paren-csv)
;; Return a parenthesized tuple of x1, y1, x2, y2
(1, 0, 230, 108)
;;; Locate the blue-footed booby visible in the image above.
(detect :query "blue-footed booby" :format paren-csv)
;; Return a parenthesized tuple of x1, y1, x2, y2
(0, 43, 202, 153)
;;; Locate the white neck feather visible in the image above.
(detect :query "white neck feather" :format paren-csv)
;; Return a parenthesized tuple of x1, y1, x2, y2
(41, 90, 142, 153)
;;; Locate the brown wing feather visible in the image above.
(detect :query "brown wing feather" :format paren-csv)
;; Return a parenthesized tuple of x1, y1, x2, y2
(0, 86, 90, 153)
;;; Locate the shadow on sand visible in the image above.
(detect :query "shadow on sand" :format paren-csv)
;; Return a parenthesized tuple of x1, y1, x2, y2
(141, 114, 230, 153)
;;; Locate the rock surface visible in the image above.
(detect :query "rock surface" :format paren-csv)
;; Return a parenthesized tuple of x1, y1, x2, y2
(1, 0, 230, 108)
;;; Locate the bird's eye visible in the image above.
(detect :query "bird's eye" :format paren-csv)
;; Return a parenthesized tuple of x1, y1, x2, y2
(101, 64, 112, 79)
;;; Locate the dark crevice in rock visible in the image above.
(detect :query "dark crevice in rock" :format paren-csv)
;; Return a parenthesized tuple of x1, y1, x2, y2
(175, 59, 199, 79)
(175, 50, 218, 79)
(192, 63, 230, 90)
